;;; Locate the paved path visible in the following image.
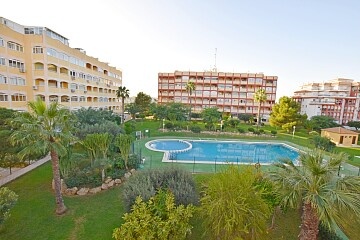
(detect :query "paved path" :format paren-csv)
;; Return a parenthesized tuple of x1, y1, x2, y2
(0, 155, 51, 187)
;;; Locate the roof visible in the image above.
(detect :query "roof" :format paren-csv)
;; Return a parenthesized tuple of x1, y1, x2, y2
(321, 127, 359, 135)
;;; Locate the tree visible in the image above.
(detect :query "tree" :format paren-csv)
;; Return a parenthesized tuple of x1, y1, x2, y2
(310, 115, 338, 132)
(185, 81, 196, 121)
(125, 103, 140, 119)
(238, 113, 254, 124)
(201, 107, 221, 131)
(0, 187, 18, 225)
(115, 134, 133, 170)
(200, 165, 271, 240)
(269, 150, 360, 240)
(269, 96, 307, 132)
(347, 121, 360, 130)
(254, 89, 267, 127)
(134, 92, 152, 116)
(1, 153, 23, 175)
(166, 102, 188, 122)
(312, 135, 336, 151)
(74, 107, 118, 125)
(10, 99, 75, 214)
(116, 86, 130, 124)
(113, 190, 194, 240)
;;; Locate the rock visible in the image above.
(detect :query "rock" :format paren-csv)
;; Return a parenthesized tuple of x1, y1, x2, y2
(105, 178, 112, 184)
(89, 187, 102, 194)
(77, 188, 89, 196)
(114, 179, 122, 184)
(130, 169, 136, 174)
(107, 180, 115, 188)
(65, 187, 78, 196)
(101, 183, 109, 190)
(124, 172, 132, 179)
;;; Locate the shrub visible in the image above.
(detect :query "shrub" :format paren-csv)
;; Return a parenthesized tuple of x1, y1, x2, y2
(248, 127, 255, 133)
(270, 130, 277, 136)
(309, 131, 319, 136)
(190, 125, 201, 133)
(259, 129, 265, 134)
(64, 167, 102, 188)
(253, 130, 260, 135)
(237, 128, 245, 133)
(312, 136, 336, 152)
(76, 121, 123, 139)
(123, 167, 199, 211)
(0, 187, 18, 225)
(113, 190, 194, 240)
(164, 122, 174, 130)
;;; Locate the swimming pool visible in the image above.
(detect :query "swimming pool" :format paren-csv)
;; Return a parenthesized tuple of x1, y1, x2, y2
(145, 139, 300, 165)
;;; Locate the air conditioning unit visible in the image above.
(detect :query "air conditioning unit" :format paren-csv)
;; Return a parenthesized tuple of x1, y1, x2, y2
(19, 68, 26, 73)
(71, 76, 75, 80)
(32, 85, 38, 90)
(71, 89, 75, 93)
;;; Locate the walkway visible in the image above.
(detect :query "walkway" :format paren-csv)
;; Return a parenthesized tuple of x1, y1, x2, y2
(0, 155, 51, 187)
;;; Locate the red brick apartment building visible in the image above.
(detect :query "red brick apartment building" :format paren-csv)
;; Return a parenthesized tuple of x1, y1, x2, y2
(158, 71, 277, 122)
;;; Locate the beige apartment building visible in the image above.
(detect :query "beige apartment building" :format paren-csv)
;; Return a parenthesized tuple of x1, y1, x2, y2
(0, 17, 122, 112)
(158, 71, 277, 121)
(293, 78, 360, 124)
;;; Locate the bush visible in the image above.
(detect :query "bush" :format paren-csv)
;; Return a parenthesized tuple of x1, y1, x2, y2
(270, 130, 277, 136)
(76, 121, 123, 139)
(0, 187, 18, 225)
(312, 136, 336, 152)
(259, 129, 265, 134)
(237, 128, 245, 133)
(113, 190, 194, 240)
(309, 131, 319, 136)
(164, 122, 174, 130)
(123, 167, 199, 211)
(65, 167, 102, 188)
(248, 127, 255, 133)
(253, 130, 260, 135)
(190, 125, 201, 133)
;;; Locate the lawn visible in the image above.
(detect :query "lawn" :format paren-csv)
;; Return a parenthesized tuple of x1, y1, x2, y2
(0, 162, 303, 240)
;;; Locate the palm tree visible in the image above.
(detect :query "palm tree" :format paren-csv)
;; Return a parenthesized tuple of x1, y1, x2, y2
(10, 98, 75, 215)
(254, 89, 267, 128)
(116, 86, 130, 124)
(185, 81, 195, 121)
(269, 151, 360, 240)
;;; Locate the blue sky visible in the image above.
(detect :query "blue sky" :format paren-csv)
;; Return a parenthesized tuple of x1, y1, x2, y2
(2, 0, 359, 99)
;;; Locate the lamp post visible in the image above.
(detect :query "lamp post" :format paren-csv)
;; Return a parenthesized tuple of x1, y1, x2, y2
(162, 118, 165, 132)
(292, 125, 296, 138)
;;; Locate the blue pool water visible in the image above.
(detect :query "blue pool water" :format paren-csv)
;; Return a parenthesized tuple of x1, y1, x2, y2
(146, 140, 299, 164)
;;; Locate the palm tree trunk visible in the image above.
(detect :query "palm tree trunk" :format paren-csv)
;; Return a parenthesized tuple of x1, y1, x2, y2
(121, 97, 125, 124)
(188, 94, 192, 121)
(299, 202, 319, 240)
(257, 102, 261, 128)
(50, 149, 67, 215)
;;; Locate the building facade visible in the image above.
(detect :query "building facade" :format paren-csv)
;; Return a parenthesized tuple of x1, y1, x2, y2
(293, 78, 360, 124)
(158, 71, 277, 121)
(0, 17, 122, 112)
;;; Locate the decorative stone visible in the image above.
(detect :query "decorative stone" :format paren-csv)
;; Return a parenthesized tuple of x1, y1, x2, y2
(130, 169, 136, 174)
(65, 187, 78, 196)
(89, 187, 102, 194)
(105, 178, 112, 184)
(107, 180, 115, 188)
(101, 183, 109, 190)
(77, 188, 89, 196)
(114, 179, 122, 184)
(124, 172, 132, 179)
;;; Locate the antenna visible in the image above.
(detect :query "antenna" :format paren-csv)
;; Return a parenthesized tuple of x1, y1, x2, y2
(214, 48, 217, 72)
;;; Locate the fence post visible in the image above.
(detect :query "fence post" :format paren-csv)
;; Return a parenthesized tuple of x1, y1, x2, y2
(192, 156, 196, 173)
(215, 157, 217, 173)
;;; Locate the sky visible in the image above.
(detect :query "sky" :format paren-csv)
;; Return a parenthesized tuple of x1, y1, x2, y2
(1, 0, 360, 100)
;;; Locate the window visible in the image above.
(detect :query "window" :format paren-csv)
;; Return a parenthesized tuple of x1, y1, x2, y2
(47, 48, 57, 57)
(11, 93, 26, 102)
(70, 83, 77, 90)
(9, 77, 25, 85)
(0, 38, 4, 47)
(71, 96, 78, 102)
(0, 93, 8, 101)
(79, 96, 86, 102)
(0, 57, 5, 65)
(33, 46, 43, 54)
(0, 75, 7, 84)
(8, 59, 24, 70)
(70, 70, 77, 77)
(7, 41, 23, 52)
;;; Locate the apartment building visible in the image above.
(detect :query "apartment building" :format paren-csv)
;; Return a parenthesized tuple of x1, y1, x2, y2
(293, 78, 360, 124)
(158, 71, 277, 121)
(0, 17, 122, 112)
